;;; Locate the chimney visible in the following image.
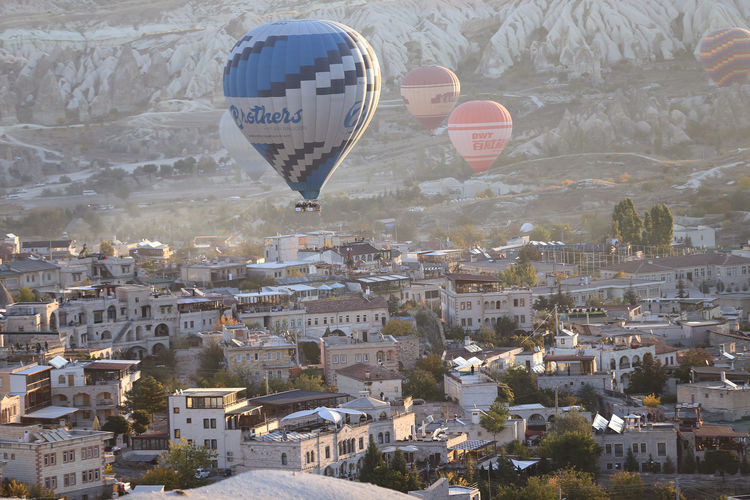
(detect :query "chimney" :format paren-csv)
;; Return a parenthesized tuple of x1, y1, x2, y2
(365, 371, 371, 380)
(464, 336, 470, 346)
(471, 409, 481, 425)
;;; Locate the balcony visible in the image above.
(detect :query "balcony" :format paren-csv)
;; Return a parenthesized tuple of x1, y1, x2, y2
(104, 452, 116, 463)
(96, 399, 115, 407)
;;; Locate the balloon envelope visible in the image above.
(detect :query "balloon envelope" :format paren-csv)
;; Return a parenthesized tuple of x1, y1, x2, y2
(400, 65, 460, 132)
(520, 222, 534, 233)
(219, 111, 266, 181)
(223, 20, 381, 200)
(448, 100, 512, 174)
(699, 27, 750, 87)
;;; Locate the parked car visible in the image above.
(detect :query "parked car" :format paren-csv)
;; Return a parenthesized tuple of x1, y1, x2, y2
(105, 445, 121, 455)
(195, 468, 210, 479)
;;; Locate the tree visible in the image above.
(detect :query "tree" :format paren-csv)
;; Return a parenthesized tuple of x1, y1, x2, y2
(608, 471, 644, 500)
(740, 453, 750, 474)
(500, 367, 539, 405)
(674, 348, 712, 383)
(643, 393, 661, 408)
(518, 245, 542, 263)
(494, 316, 518, 341)
(623, 288, 638, 306)
(703, 449, 740, 475)
(131, 409, 152, 435)
(496, 384, 514, 404)
(138, 466, 180, 490)
(102, 415, 130, 440)
(654, 482, 686, 500)
(387, 295, 400, 315)
(198, 342, 225, 380)
(480, 402, 509, 443)
(646, 203, 673, 247)
(99, 240, 115, 256)
(529, 226, 551, 242)
(539, 431, 602, 473)
(415, 354, 449, 381)
(626, 353, 667, 395)
(611, 198, 643, 245)
(548, 468, 608, 500)
(663, 456, 676, 474)
(497, 476, 557, 500)
(122, 376, 168, 416)
(404, 368, 441, 401)
(13, 287, 36, 302)
(499, 263, 538, 287)
(577, 384, 597, 412)
(293, 373, 326, 392)
(359, 440, 384, 484)
(382, 319, 417, 337)
(158, 439, 217, 489)
(624, 448, 639, 472)
(548, 411, 590, 435)
(680, 445, 696, 474)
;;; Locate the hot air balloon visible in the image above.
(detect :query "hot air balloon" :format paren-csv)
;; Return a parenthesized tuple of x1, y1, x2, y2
(223, 20, 381, 211)
(400, 65, 460, 133)
(219, 111, 266, 181)
(699, 27, 750, 87)
(448, 100, 512, 174)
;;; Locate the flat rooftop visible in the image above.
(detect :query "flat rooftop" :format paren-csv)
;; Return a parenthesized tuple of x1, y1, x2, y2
(250, 389, 349, 406)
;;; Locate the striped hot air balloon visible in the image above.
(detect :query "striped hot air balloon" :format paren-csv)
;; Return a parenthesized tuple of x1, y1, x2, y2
(223, 20, 381, 203)
(699, 27, 750, 87)
(400, 65, 460, 133)
(448, 100, 512, 174)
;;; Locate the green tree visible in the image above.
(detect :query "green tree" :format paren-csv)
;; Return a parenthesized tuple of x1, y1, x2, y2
(138, 466, 180, 490)
(293, 373, 326, 392)
(122, 376, 168, 416)
(518, 245, 542, 263)
(415, 354, 448, 381)
(499, 263, 538, 287)
(529, 226, 551, 242)
(680, 445, 696, 474)
(13, 287, 36, 303)
(548, 411, 590, 435)
(494, 316, 518, 341)
(612, 198, 643, 245)
(500, 367, 539, 405)
(497, 476, 557, 500)
(623, 288, 638, 306)
(496, 384, 514, 404)
(158, 439, 217, 489)
(382, 319, 417, 337)
(740, 453, 750, 474)
(540, 431, 602, 473)
(131, 409, 152, 435)
(626, 353, 667, 395)
(677, 278, 687, 298)
(646, 203, 674, 247)
(674, 349, 712, 383)
(663, 455, 676, 474)
(404, 368, 441, 401)
(577, 384, 597, 412)
(387, 295, 400, 315)
(624, 448, 639, 472)
(654, 482, 686, 500)
(99, 240, 115, 256)
(608, 471, 644, 500)
(198, 342, 225, 380)
(549, 468, 608, 500)
(480, 401, 509, 443)
(359, 440, 384, 484)
(102, 415, 130, 440)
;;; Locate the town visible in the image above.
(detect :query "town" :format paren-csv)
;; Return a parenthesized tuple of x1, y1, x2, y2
(1, 204, 750, 499)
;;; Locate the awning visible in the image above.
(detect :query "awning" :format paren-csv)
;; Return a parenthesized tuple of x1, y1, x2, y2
(380, 446, 397, 453)
(399, 445, 419, 452)
(23, 406, 78, 420)
(448, 440, 493, 451)
(511, 459, 539, 470)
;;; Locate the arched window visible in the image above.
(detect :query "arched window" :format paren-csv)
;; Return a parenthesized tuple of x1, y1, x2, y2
(619, 356, 630, 369)
(385, 432, 391, 443)
(310, 450, 314, 462)
(58, 375, 66, 385)
(609, 359, 616, 370)
(379, 411, 387, 421)
(281, 453, 287, 465)
(378, 432, 384, 444)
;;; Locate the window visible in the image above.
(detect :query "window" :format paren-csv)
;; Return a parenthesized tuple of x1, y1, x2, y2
(314, 318, 318, 326)
(513, 299, 518, 307)
(64, 473, 76, 487)
(186, 418, 192, 423)
(267, 352, 273, 360)
(363, 354, 369, 362)
(44, 477, 57, 490)
(632, 443, 638, 454)
(614, 444, 623, 457)
(325, 446, 330, 459)
(658, 442, 666, 457)
(356, 354, 361, 362)
(211, 439, 217, 449)
(359, 437, 364, 449)
(63, 450, 75, 463)
(467, 302, 471, 310)
(277, 351, 281, 360)
(236, 354, 242, 363)
(333, 355, 339, 364)
(385, 432, 390, 443)
(640, 443, 646, 453)
(174, 429, 181, 439)
(44, 453, 56, 466)
(281, 453, 288, 465)
(173, 407, 180, 414)
(520, 298, 525, 307)
(341, 355, 347, 363)
(363, 315, 367, 322)
(356, 315, 360, 322)
(254, 353, 259, 361)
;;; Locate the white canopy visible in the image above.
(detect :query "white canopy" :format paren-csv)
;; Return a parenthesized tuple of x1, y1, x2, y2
(281, 407, 364, 425)
(511, 459, 539, 470)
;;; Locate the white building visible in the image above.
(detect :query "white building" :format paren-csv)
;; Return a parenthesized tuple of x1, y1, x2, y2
(440, 273, 533, 332)
(304, 296, 388, 338)
(168, 388, 263, 471)
(673, 224, 716, 248)
(594, 416, 678, 473)
(443, 370, 498, 412)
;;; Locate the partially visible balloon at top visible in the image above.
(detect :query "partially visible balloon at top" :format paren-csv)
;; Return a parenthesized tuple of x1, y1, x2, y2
(400, 65, 460, 133)
(222, 19, 381, 201)
(699, 27, 750, 87)
(448, 100, 512, 175)
(219, 110, 266, 181)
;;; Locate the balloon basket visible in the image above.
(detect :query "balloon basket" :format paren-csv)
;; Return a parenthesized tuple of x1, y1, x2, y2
(295, 201, 321, 213)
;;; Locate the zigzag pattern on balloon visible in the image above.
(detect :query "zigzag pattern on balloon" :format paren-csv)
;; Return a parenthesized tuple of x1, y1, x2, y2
(699, 27, 750, 87)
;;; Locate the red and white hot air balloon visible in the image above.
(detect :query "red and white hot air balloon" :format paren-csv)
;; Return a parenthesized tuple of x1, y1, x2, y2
(448, 100, 512, 174)
(400, 65, 460, 133)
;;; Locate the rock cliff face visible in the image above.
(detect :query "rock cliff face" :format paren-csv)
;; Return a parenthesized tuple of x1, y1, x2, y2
(0, 0, 747, 148)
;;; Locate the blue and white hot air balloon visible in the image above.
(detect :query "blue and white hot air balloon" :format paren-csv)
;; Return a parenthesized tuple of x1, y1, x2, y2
(223, 20, 381, 209)
(219, 110, 266, 181)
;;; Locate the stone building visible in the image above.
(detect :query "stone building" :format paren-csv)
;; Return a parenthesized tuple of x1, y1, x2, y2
(321, 331, 400, 386)
(335, 363, 404, 402)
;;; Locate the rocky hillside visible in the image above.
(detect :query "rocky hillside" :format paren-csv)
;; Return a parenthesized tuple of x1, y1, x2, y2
(0, 0, 747, 127)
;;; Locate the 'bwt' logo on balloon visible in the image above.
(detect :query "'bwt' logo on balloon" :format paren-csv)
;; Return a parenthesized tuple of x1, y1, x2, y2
(230, 104, 302, 129)
(344, 101, 363, 129)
